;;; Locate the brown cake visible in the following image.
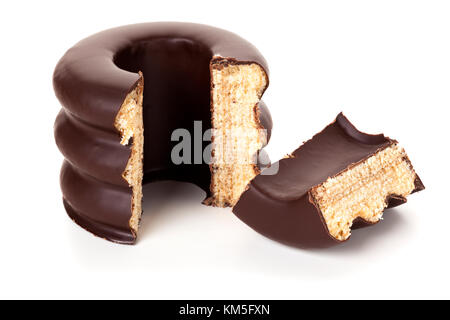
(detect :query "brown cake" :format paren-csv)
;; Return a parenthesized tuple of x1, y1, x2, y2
(233, 113, 424, 248)
(53, 22, 271, 244)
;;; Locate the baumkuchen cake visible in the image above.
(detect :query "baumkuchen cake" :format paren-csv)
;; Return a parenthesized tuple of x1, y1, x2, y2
(233, 113, 424, 248)
(53, 22, 272, 244)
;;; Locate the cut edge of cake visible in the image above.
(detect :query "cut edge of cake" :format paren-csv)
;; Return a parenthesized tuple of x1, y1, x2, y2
(309, 142, 420, 241)
(207, 58, 269, 207)
(114, 72, 144, 236)
(113, 58, 270, 238)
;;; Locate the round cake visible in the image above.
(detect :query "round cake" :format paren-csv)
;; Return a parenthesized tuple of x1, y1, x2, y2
(53, 22, 272, 244)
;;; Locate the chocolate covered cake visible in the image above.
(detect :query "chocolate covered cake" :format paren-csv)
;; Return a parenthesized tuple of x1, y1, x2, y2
(233, 113, 424, 248)
(54, 22, 271, 244)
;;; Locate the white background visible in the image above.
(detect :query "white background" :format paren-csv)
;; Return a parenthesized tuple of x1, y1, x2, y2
(0, 0, 448, 299)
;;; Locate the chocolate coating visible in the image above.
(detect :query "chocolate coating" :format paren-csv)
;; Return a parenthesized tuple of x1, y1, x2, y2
(53, 22, 271, 244)
(233, 113, 424, 249)
(54, 110, 130, 187)
(60, 161, 135, 243)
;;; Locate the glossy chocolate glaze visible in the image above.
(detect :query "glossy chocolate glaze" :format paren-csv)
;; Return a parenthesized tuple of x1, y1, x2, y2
(53, 22, 270, 244)
(233, 113, 424, 249)
(54, 110, 130, 187)
(60, 161, 135, 243)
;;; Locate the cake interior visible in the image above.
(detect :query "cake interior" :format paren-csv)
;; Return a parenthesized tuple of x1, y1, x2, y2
(114, 38, 212, 190)
(310, 144, 417, 241)
(209, 62, 267, 207)
(113, 39, 268, 235)
(114, 77, 144, 234)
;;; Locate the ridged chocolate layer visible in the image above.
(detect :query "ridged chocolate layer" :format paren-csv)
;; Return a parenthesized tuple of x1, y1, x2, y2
(55, 110, 130, 186)
(60, 161, 135, 243)
(54, 22, 269, 131)
(233, 113, 424, 249)
(53, 22, 271, 244)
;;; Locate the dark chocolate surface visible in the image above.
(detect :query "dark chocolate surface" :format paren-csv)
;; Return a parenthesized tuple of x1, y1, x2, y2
(60, 161, 135, 244)
(53, 22, 270, 244)
(251, 113, 392, 201)
(54, 109, 130, 187)
(233, 113, 424, 248)
(53, 22, 269, 131)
